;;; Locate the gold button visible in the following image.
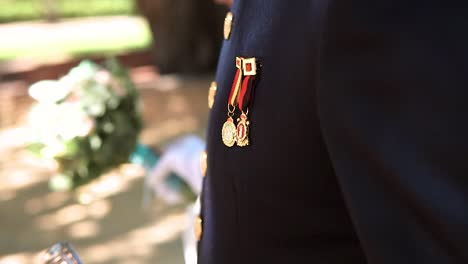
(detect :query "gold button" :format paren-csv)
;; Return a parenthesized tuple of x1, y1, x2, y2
(208, 81, 217, 109)
(224, 12, 233, 40)
(200, 151, 207, 176)
(195, 216, 203, 241)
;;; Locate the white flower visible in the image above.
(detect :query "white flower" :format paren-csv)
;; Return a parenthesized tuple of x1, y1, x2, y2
(40, 138, 66, 159)
(56, 103, 95, 140)
(94, 70, 112, 85)
(28, 80, 72, 104)
(27, 103, 62, 144)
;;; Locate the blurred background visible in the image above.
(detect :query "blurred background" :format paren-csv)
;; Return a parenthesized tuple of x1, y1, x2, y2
(0, 0, 230, 263)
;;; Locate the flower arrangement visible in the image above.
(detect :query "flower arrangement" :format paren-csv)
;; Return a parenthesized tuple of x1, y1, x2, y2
(27, 58, 142, 191)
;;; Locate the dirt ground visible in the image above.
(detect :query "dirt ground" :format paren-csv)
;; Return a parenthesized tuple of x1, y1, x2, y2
(0, 68, 212, 264)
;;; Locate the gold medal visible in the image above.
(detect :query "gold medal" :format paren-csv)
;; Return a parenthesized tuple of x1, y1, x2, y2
(236, 113, 250, 147)
(222, 117, 237, 147)
(235, 57, 258, 147)
(222, 57, 259, 148)
(222, 57, 244, 147)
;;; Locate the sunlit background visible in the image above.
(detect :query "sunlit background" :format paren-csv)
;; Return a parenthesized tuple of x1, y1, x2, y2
(0, 0, 228, 263)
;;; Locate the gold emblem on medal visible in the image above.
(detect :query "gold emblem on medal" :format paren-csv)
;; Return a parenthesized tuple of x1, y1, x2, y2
(236, 113, 250, 147)
(222, 117, 237, 147)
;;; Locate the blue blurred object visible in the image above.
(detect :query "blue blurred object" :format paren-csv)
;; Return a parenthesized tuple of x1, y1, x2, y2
(130, 143, 193, 198)
(129, 143, 158, 170)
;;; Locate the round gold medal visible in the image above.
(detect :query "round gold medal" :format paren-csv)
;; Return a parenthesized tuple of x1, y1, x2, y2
(222, 117, 237, 147)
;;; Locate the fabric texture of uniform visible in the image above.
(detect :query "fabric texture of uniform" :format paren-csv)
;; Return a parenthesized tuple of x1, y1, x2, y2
(199, 1, 468, 263)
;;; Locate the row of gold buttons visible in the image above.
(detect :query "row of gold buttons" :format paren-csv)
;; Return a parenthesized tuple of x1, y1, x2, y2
(195, 10, 235, 242)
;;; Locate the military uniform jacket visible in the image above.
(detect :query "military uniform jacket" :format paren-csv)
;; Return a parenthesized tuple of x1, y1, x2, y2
(198, 1, 468, 263)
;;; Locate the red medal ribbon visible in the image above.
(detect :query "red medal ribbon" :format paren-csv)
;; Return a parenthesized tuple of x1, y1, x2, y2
(238, 57, 258, 112)
(238, 75, 255, 112)
(228, 68, 242, 106)
(227, 57, 244, 107)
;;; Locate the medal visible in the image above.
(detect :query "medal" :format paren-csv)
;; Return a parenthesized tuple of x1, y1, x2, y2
(222, 116, 237, 147)
(222, 57, 244, 147)
(236, 57, 258, 147)
(236, 112, 250, 146)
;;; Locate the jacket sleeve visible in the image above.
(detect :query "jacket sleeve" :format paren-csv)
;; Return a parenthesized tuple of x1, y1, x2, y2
(319, 1, 468, 263)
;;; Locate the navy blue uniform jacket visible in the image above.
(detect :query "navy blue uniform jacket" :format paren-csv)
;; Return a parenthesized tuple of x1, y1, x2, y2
(199, 1, 468, 263)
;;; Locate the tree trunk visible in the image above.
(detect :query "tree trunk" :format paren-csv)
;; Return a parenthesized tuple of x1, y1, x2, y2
(136, 0, 227, 74)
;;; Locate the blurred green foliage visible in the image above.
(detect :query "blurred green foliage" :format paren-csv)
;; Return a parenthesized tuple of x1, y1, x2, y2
(0, 0, 137, 23)
(0, 16, 152, 61)
(27, 58, 142, 190)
